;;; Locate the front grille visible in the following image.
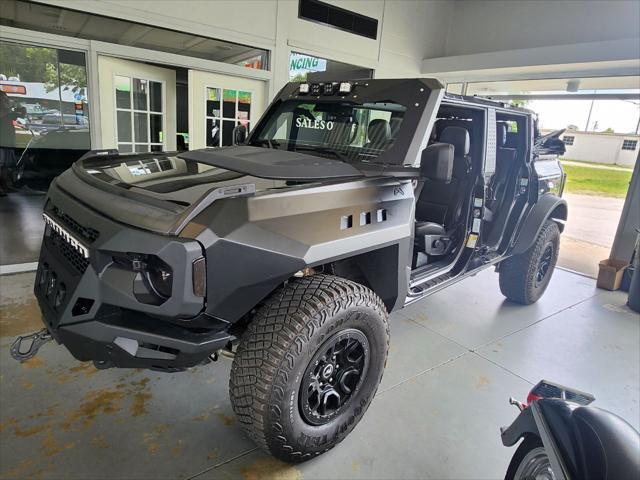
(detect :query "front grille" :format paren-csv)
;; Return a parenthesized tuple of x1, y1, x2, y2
(46, 229, 90, 274)
(51, 205, 100, 243)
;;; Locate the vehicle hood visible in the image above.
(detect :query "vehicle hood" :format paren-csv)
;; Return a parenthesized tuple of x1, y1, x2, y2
(178, 146, 363, 181)
(59, 149, 356, 235)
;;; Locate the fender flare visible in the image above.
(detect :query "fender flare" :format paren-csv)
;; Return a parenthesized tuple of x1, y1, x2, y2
(511, 195, 567, 255)
(501, 406, 540, 447)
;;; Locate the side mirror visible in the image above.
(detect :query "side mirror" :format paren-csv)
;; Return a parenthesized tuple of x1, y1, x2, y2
(233, 124, 248, 145)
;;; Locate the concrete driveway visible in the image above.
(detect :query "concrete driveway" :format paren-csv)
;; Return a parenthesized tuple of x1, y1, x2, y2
(563, 193, 625, 247)
(558, 193, 625, 277)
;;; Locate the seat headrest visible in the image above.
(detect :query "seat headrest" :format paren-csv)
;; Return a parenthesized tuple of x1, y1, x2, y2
(420, 143, 454, 183)
(368, 119, 391, 145)
(497, 122, 508, 147)
(440, 126, 470, 156)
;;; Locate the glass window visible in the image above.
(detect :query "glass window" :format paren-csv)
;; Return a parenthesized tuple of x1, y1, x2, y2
(0, 40, 91, 265)
(2, 0, 269, 71)
(115, 76, 164, 153)
(204, 87, 253, 147)
(250, 100, 406, 162)
(115, 76, 131, 109)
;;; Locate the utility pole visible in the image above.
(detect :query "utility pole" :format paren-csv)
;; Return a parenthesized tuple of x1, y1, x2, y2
(584, 97, 595, 131)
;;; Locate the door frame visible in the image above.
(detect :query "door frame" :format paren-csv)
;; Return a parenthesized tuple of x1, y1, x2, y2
(0, 25, 275, 149)
(108, 68, 169, 152)
(92, 41, 273, 150)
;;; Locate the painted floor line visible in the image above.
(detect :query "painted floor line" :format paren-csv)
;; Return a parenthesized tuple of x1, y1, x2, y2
(377, 351, 469, 395)
(474, 293, 601, 352)
(186, 447, 258, 480)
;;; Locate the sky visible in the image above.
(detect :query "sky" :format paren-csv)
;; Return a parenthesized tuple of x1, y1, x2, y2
(530, 98, 640, 134)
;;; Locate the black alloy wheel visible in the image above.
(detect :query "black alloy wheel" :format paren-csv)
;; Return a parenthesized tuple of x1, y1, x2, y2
(299, 329, 370, 425)
(536, 245, 554, 286)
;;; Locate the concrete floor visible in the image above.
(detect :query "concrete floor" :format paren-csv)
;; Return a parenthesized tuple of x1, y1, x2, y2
(1, 267, 638, 479)
(556, 193, 625, 278)
(563, 193, 624, 248)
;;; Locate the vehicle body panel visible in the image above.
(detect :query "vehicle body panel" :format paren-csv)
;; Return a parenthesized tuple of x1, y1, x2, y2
(25, 78, 567, 371)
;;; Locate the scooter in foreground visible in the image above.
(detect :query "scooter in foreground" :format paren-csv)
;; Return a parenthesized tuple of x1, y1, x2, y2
(501, 380, 640, 480)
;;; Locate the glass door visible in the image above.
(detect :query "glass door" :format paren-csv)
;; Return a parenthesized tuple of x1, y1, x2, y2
(97, 56, 176, 151)
(205, 88, 253, 147)
(188, 70, 266, 150)
(114, 76, 164, 153)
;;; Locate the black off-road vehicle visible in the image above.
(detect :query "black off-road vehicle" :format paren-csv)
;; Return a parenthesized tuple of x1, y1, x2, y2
(13, 78, 567, 462)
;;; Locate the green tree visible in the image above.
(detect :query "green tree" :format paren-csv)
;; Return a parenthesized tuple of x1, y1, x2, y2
(0, 43, 56, 83)
(510, 99, 530, 108)
(0, 42, 86, 93)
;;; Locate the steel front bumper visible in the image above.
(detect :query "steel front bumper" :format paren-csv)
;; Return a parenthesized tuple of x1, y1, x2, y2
(32, 184, 229, 370)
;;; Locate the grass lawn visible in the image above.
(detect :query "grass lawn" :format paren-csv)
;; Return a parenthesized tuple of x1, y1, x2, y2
(562, 164, 632, 198)
(561, 158, 633, 170)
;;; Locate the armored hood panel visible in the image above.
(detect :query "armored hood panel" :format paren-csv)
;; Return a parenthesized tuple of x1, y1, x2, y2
(179, 146, 363, 181)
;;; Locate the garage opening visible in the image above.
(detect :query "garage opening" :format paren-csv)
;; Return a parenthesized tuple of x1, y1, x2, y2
(450, 76, 640, 278)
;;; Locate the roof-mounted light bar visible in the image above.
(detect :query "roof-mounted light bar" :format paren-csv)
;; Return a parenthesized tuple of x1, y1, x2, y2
(339, 82, 352, 94)
(298, 82, 354, 96)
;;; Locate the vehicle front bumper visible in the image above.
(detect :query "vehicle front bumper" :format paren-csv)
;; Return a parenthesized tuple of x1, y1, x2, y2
(33, 183, 230, 370)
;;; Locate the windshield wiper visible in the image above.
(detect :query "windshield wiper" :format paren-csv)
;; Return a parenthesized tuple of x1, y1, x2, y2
(294, 146, 350, 162)
(252, 139, 280, 149)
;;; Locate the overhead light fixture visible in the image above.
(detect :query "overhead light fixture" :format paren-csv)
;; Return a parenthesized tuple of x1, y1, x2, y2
(566, 79, 580, 92)
(299, 83, 310, 94)
(339, 82, 352, 94)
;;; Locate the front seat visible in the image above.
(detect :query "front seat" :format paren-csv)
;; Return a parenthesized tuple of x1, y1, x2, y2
(413, 143, 454, 266)
(416, 126, 472, 229)
(487, 122, 517, 216)
(364, 119, 391, 150)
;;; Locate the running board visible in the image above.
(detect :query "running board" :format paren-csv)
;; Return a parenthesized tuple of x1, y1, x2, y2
(406, 272, 455, 302)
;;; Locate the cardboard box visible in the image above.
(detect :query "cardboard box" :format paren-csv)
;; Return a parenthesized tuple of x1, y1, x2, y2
(597, 259, 628, 291)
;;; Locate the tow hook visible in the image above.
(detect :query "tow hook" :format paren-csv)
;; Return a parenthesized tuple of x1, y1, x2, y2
(10, 328, 52, 362)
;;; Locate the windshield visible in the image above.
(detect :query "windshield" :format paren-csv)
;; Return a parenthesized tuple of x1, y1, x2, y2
(249, 100, 407, 163)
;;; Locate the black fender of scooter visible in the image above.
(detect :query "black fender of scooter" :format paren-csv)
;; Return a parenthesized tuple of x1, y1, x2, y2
(501, 405, 539, 447)
(539, 399, 640, 480)
(503, 398, 640, 480)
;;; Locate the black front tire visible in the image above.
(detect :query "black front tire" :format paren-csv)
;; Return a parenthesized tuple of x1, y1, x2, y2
(229, 274, 389, 463)
(499, 220, 560, 305)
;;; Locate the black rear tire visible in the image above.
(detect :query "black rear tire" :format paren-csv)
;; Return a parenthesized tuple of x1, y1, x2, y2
(499, 220, 560, 305)
(229, 274, 389, 463)
(505, 436, 548, 480)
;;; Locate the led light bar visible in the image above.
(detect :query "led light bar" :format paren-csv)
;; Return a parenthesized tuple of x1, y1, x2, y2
(299, 83, 310, 94)
(323, 83, 335, 95)
(339, 82, 352, 94)
(310, 83, 322, 95)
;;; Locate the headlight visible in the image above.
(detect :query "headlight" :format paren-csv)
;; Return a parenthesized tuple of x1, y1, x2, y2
(144, 257, 173, 299)
(112, 253, 173, 304)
